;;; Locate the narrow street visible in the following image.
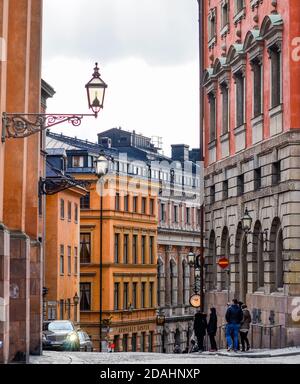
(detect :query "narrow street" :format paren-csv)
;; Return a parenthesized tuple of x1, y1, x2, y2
(30, 348, 300, 365)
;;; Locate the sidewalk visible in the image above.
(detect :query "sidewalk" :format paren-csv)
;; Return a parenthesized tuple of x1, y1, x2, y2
(200, 347, 300, 358)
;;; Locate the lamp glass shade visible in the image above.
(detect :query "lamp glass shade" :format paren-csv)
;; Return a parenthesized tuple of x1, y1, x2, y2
(85, 64, 107, 115)
(94, 155, 109, 178)
(242, 208, 252, 232)
(187, 252, 195, 266)
(195, 268, 201, 278)
(73, 293, 79, 306)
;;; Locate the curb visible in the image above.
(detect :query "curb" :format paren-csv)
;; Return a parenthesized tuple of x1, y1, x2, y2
(204, 350, 300, 359)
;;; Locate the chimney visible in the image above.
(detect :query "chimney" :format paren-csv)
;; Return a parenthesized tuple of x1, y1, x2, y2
(171, 144, 190, 162)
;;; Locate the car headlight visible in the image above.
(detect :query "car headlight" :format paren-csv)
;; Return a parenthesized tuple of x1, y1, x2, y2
(67, 332, 78, 343)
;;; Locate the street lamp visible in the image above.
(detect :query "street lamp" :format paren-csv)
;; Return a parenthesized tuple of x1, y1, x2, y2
(2, 63, 106, 142)
(85, 63, 108, 117)
(188, 250, 205, 312)
(241, 207, 269, 251)
(94, 153, 112, 352)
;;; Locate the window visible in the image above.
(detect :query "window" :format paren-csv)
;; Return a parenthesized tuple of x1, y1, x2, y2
(208, 92, 216, 141)
(197, 209, 201, 225)
(123, 282, 129, 310)
(150, 237, 154, 264)
(149, 332, 154, 352)
(133, 235, 138, 264)
(80, 193, 90, 209)
(72, 156, 84, 168)
(174, 206, 178, 223)
(60, 300, 64, 320)
(150, 199, 154, 215)
(141, 282, 146, 308)
(60, 245, 64, 275)
(270, 45, 281, 108)
(149, 282, 154, 307)
(186, 207, 191, 224)
(235, 0, 244, 13)
(80, 233, 91, 264)
(123, 234, 129, 264)
(252, 58, 263, 117)
(235, 72, 245, 127)
(223, 180, 229, 200)
(237, 174, 244, 196)
(132, 333, 137, 352)
(141, 236, 146, 264)
(66, 299, 71, 320)
(208, 8, 216, 41)
(124, 195, 129, 212)
(60, 199, 65, 219)
(133, 196, 138, 213)
(67, 201, 71, 221)
(114, 234, 120, 263)
(74, 247, 78, 275)
(115, 193, 120, 211)
(221, 1, 229, 28)
(67, 246, 71, 275)
(221, 83, 229, 134)
(132, 282, 137, 309)
(80, 283, 91, 311)
(254, 167, 262, 191)
(160, 203, 166, 222)
(38, 194, 43, 216)
(272, 161, 281, 185)
(142, 197, 147, 214)
(141, 332, 146, 352)
(114, 283, 120, 310)
(74, 203, 78, 223)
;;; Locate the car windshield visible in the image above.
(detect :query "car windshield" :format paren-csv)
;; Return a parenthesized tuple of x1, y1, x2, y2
(47, 322, 74, 332)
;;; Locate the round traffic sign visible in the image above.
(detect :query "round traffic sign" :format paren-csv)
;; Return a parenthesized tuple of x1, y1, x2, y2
(218, 257, 229, 269)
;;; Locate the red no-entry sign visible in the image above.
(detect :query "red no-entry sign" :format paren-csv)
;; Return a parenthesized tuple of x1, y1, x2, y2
(218, 257, 229, 269)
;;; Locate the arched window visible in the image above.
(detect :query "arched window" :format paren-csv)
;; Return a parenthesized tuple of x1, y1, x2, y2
(253, 221, 264, 290)
(220, 227, 230, 291)
(182, 260, 189, 305)
(170, 260, 177, 306)
(157, 259, 164, 307)
(269, 218, 284, 291)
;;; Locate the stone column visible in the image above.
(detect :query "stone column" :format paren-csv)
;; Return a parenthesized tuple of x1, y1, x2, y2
(30, 240, 42, 355)
(9, 231, 30, 363)
(177, 250, 184, 306)
(0, 225, 10, 364)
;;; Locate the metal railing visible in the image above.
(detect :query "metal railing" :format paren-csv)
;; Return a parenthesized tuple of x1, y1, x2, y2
(202, 323, 285, 351)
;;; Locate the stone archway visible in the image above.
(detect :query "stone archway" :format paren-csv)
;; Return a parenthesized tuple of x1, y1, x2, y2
(240, 236, 248, 304)
(269, 217, 284, 292)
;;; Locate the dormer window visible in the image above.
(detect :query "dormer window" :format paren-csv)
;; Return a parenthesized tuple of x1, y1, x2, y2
(72, 156, 84, 168)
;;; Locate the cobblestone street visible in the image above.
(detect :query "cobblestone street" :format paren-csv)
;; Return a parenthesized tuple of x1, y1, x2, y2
(30, 348, 300, 365)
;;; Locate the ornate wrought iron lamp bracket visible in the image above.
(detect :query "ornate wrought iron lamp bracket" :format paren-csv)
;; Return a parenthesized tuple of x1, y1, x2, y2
(2, 112, 96, 142)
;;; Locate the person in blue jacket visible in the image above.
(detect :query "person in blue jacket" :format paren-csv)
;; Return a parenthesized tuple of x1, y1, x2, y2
(225, 298, 243, 352)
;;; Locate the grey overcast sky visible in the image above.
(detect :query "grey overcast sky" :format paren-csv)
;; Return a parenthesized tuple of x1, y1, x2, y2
(42, 0, 199, 156)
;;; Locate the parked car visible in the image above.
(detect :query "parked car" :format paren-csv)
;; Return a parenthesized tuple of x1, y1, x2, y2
(43, 320, 80, 351)
(77, 330, 94, 352)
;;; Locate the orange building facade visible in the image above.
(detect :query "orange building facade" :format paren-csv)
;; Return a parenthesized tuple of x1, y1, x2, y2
(44, 151, 86, 324)
(0, 0, 44, 363)
(78, 172, 158, 352)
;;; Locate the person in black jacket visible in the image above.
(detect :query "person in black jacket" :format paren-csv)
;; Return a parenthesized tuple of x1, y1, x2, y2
(207, 307, 218, 351)
(225, 299, 243, 352)
(194, 312, 207, 352)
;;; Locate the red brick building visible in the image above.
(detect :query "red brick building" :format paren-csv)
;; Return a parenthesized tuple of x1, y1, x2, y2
(202, 0, 300, 347)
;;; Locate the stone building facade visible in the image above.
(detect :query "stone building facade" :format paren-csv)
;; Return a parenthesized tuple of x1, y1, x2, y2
(202, 0, 300, 348)
(157, 145, 201, 353)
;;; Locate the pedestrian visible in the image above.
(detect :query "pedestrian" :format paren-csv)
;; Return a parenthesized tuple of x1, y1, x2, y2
(173, 344, 181, 354)
(240, 304, 251, 351)
(194, 311, 207, 352)
(225, 298, 243, 352)
(207, 307, 218, 352)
